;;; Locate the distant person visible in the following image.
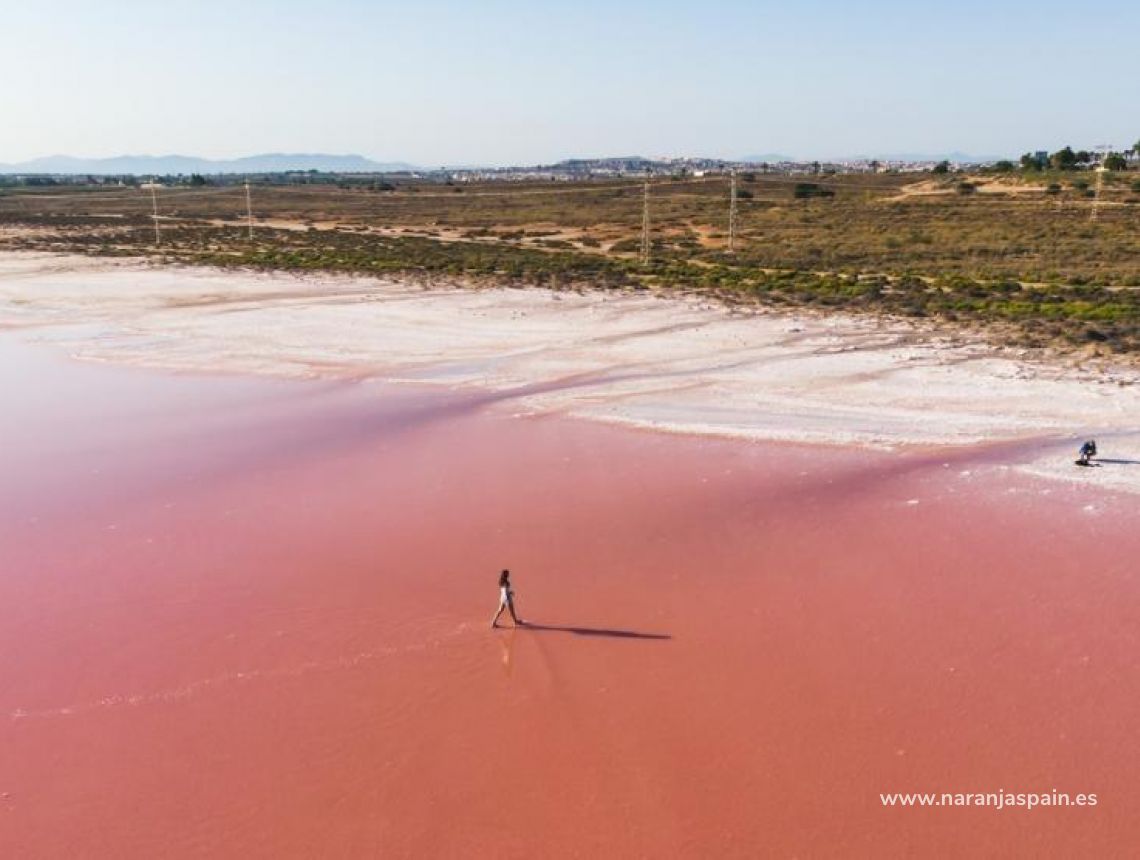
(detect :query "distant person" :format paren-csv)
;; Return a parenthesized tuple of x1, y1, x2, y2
(491, 569, 524, 628)
(1078, 440, 1097, 466)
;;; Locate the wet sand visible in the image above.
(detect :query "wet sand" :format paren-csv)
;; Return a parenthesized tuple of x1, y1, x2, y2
(3, 335, 1139, 857)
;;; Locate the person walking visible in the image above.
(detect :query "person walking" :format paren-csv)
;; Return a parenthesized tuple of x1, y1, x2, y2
(491, 569, 524, 628)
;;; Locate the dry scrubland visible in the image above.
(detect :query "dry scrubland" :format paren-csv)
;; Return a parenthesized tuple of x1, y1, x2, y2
(2, 171, 1140, 355)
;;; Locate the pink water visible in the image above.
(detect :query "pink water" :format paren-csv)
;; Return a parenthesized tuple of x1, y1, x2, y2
(2, 336, 1138, 857)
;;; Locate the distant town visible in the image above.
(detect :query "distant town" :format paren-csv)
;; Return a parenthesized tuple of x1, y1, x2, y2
(0, 155, 982, 187)
(1, 146, 1138, 188)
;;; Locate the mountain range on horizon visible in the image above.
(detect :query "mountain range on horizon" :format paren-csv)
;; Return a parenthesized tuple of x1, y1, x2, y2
(0, 153, 419, 175)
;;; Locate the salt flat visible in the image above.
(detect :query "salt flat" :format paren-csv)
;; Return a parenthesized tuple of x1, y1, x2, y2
(3, 251, 1138, 493)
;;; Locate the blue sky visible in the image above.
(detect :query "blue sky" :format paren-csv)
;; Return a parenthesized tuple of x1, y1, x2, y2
(2, 0, 1137, 164)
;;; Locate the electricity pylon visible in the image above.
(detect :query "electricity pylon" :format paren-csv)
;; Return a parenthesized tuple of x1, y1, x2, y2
(640, 173, 650, 265)
(1090, 144, 1112, 223)
(244, 181, 254, 240)
(149, 180, 161, 247)
(728, 170, 738, 253)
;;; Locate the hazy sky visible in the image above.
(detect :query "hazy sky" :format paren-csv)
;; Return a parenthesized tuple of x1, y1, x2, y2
(2, 0, 1137, 164)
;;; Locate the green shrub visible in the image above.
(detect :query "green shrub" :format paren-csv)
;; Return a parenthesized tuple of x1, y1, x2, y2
(793, 183, 835, 199)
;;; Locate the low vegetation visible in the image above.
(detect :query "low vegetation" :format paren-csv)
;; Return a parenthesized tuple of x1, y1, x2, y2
(2, 170, 1140, 357)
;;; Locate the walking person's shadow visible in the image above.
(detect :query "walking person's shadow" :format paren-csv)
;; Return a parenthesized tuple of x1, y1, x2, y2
(518, 622, 671, 640)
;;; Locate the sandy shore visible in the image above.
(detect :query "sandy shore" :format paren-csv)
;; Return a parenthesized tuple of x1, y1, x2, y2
(2, 251, 1139, 496)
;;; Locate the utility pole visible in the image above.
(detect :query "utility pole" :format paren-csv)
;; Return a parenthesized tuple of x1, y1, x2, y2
(244, 181, 254, 240)
(640, 172, 650, 266)
(1090, 144, 1112, 223)
(728, 169, 738, 253)
(149, 179, 161, 248)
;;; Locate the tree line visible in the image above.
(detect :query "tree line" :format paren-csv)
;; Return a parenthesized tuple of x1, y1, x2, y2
(1010, 142, 1140, 172)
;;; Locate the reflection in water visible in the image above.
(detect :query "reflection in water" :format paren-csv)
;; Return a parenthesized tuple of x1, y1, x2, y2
(498, 627, 516, 676)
